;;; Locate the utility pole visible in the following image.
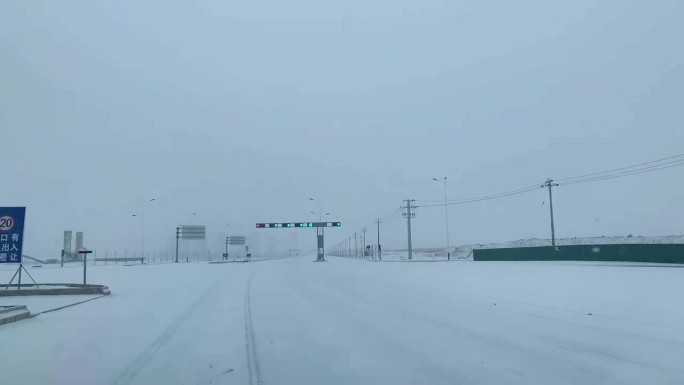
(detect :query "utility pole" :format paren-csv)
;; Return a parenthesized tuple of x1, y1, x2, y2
(375, 218, 382, 261)
(541, 178, 559, 247)
(354, 233, 358, 258)
(362, 228, 366, 259)
(402, 199, 416, 260)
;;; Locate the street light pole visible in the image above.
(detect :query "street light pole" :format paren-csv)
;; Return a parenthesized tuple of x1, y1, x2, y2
(140, 198, 156, 263)
(433, 177, 450, 253)
(309, 197, 320, 237)
(443, 177, 449, 250)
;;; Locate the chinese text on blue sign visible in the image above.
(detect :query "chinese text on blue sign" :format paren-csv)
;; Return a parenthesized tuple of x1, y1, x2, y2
(0, 207, 26, 263)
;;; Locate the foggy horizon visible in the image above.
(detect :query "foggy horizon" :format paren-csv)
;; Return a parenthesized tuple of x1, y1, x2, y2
(2, 1, 682, 259)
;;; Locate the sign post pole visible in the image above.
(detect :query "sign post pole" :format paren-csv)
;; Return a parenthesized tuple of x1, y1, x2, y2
(176, 225, 206, 263)
(175, 227, 180, 263)
(317, 233, 325, 262)
(226, 236, 247, 260)
(80, 250, 93, 284)
(255, 222, 341, 262)
(225, 237, 229, 260)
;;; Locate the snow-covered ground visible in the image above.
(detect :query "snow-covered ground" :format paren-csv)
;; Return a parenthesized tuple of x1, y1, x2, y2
(1, 293, 102, 314)
(1, 256, 683, 384)
(378, 234, 684, 261)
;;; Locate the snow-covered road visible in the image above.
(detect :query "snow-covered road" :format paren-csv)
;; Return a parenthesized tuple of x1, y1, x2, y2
(1, 257, 683, 384)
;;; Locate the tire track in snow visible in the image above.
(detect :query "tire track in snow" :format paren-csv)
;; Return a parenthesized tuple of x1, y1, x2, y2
(244, 275, 263, 385)
(111, 280, 223, 385)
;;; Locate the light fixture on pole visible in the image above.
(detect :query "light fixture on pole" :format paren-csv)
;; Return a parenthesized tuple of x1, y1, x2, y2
(140, 198, 156, 262)
(184, 212, 197, 224)
(308, 197, 323, 221)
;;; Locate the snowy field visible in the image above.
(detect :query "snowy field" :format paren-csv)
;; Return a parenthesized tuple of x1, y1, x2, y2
(1, 256, 683, 384)
(377, 234, 684, 261)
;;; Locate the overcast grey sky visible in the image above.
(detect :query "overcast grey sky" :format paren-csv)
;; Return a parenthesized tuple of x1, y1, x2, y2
(2, 0, 683, 258)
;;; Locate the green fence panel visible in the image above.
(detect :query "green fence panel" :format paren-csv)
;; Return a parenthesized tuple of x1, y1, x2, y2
(473, 244, 684, 264)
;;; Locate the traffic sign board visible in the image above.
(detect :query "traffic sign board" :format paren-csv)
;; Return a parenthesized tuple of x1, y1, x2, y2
(256, 222, 341, 229)
(227, 236, 246, 245)
(0, 207, 26, 264)
(179, 225, 206, 240)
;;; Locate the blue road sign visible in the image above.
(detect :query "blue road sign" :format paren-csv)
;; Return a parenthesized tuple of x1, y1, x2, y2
(0, 207, 26, 264)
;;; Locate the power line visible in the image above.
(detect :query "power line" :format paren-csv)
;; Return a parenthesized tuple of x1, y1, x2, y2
(556, 152, 684, 182)
(449, 183, 541, 203)
(415, 183, 541, 204)
(416, 184, 540, 206)
(335, 206, 402, 250)
(337, 152, 683, 252)
(380, 207, 403, 222)
(560, 159, 684, 186)
(417, 152, 684, 208)
(418, 186, 540, 208)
